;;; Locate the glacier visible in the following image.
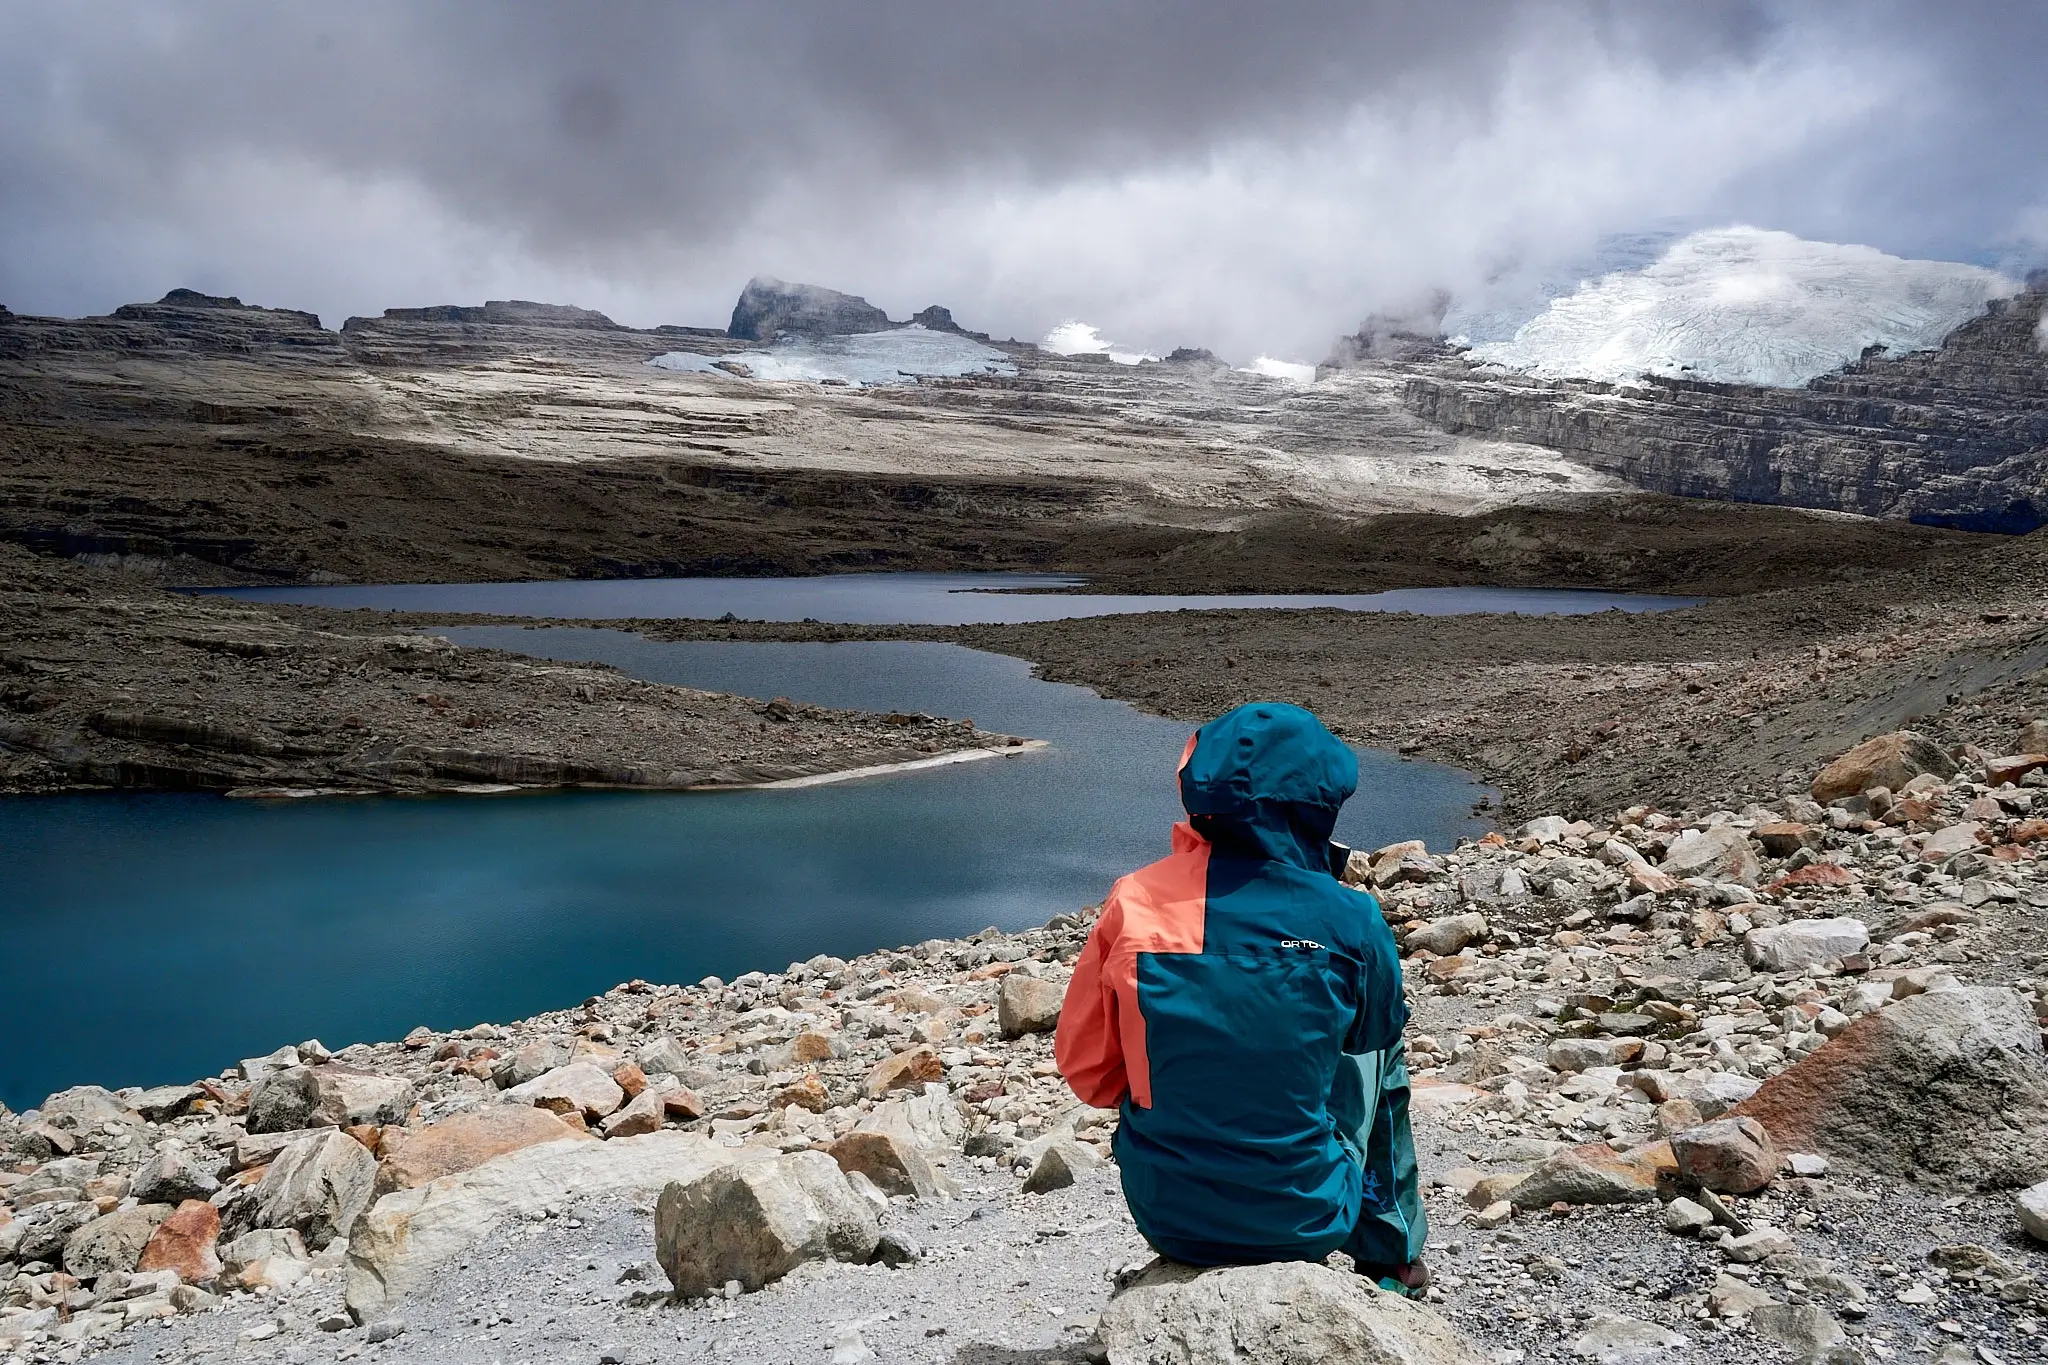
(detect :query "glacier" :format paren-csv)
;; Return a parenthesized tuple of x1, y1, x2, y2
(1466, 227, 2019, 389)
(649, 324, 1015, 387)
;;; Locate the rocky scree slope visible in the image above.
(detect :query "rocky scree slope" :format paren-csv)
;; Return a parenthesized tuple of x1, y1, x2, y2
(8, 729, 2048, 1361)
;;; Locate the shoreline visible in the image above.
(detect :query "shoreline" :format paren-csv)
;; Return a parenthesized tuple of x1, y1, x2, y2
(7, 737, 2046, 1360)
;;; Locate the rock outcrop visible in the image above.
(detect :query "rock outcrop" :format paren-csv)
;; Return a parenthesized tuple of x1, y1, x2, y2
(727, 276, 892, 341)
(0, 289, 341, 363)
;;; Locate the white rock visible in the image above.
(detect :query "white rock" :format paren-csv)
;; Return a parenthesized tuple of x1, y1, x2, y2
(1101, 1259, 1487, 1365)
(2018, 1180, 2048, 1243)
(1660, 826, 1760, 887)
(1568, 1313, 1687, 1364)
(347, 1132, 752, 1322)
(501, 1062, 624, 1120)
(1743, 918, 1869, 972)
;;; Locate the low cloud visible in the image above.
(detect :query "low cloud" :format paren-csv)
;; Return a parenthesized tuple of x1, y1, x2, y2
(1, 2, 2042, 361)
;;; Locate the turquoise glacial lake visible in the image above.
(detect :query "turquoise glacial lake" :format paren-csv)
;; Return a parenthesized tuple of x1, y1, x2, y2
(4, 572, 1700, 1109)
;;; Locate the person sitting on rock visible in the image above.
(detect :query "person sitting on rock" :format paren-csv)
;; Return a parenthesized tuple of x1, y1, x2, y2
(1054, 701, 1428, 1294)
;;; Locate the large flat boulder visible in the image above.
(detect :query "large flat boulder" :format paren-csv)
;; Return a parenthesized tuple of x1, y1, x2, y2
(1099, 1259, 1487, 1364)
(1733, 986, 2048, 1189)
(372, 1105, 590, 1196)
(346, 1131, 752, 1323)
(1509, 1142, 1672, 1207)
(1744, 917, 1869, 972)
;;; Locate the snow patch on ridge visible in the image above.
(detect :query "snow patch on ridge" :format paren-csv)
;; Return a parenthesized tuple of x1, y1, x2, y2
(1241, 356, 1316, 384)
(1041, 322, 1158, 365)
(1466, 227, 2018, 389)
(648, 325, 1014, 387)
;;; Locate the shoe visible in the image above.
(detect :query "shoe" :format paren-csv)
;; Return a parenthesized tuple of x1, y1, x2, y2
(1354, 1257, 1430, 1298)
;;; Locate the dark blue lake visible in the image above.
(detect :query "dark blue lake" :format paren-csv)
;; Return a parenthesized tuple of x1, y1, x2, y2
(203, 571, 1703, 624)
(0, 632, 1498, 1110)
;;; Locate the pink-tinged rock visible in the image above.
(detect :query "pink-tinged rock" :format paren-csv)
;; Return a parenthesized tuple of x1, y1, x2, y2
(1752, 822, 1820, 858)
(1628, 867, 1679, 895)
(1766, 863, 1856, 893)
(1672, 1117, 1779, 1194)
(1985, 754, 2048, 786)
(373, 1107, 589, 1196)
(137, 1200, 221, 1284)
(828, 1130, 947, 1199)
(1811, 731, 1957, 803)
(864, 1046, 944, 1098)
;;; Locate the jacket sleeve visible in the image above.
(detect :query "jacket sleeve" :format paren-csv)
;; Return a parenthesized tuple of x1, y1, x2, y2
(1344, 888, 1410, 1056)
(1054, 906, 1129, 1109)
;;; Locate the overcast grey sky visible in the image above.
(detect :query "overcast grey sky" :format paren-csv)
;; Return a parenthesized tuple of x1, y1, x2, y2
(1, 2, 2042, 360)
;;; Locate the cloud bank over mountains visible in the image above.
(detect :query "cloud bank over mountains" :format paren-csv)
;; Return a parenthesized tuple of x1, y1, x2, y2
(2, 2, 2043, 362)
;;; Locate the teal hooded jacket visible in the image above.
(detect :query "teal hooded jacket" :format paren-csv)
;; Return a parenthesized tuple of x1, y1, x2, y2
(1054, 702, 1407, 1264)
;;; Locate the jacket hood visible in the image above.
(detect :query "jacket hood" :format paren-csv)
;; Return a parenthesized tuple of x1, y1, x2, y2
(1178, 702, 1357, 871)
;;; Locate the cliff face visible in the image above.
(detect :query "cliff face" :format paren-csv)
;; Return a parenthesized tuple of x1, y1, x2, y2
(338, 300, 732, 367)
(1402, 285, 2048, 532)
(0, 289, 343, 362)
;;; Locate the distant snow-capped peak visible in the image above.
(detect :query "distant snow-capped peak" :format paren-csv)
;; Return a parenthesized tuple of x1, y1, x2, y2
(1464, 226, 2018, 389)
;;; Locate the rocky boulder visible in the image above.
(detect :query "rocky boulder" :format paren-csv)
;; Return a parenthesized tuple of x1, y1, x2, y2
(249, 1130, 377, 1249)
(998, 973, 1066, 1038)
(1509, 1143, 1672, 1207)
(1022, 1139, 1103, 1194)
(864, 1046, 944, 1098)
(1658, 826, 1760, 887)
(1404, 913, 1489, 956)
(348, 1131, 740, 1322)
(2019, 1180, 2048, 1242)
(1099, 1258, 1487, 1365)
(500, 1062, 624, 1122)
(1811, 731, 1957, 803)
(655, 1150, 881, 1297)
(1733, 986, 2048, 1189)
(1671, 1117, 1779, 1194)
(63, 1204, 173, 1280)
(130, 1144, 221, 1204)
(247, 1064, 415, 1133)
(827, 1130, 947, 1200)
(136, 1200, 222, 1284)
(1743, 917, 1870, 972)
